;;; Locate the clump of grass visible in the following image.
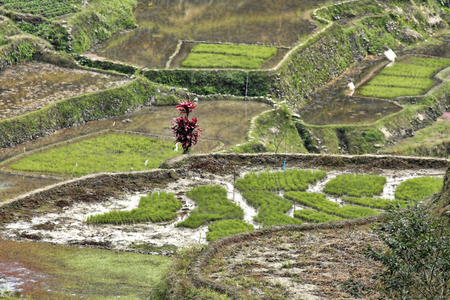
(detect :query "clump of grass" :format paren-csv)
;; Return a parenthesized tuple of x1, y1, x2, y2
(395, 176, 443, 201)
(357, 57, 450, 99)
(294, 209, 343, 223)
(285, 192, 379, 219)
(191, 44, 277, 59)
(323, 174, 386, 197)
(10, 133, 182, 176)
(342, 197, 408, 209)
(206, 220, 254, 241)
(235, 169, 327, 192)
(241, 190, 302, 227)
(87, 192, 182, 225)
(176, 185, 243, 228)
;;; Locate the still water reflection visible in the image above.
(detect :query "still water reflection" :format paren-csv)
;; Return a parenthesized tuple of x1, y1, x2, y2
(91, 0, 335, 68)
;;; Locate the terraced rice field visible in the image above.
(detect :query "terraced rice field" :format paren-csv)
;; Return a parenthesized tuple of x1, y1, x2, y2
(357, 57, 450, 99)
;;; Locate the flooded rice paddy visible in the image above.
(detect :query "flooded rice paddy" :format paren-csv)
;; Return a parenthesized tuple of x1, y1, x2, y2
(0, 101, 269, 199)
(89, 0, 335, 69)
(0, 167, 444, 252)
(0, 62, 130, 119)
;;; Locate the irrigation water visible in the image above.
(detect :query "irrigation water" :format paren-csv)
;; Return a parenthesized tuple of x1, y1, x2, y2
(88, 0, 337, 68)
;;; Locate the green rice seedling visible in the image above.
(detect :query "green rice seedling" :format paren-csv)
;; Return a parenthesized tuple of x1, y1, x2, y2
(87, 192, 182, 225)
(285, 192, 379, 219)
(181, 53, 265, 69)
(235, 169, 327, 192)
(293, 209, 343, 223)
(206, 220, 254, 241)
(379, 64, 437, 78)
(176, 185, 244, 228)
(10, 134, 182, 176)
(241, 190, 302, 227)
(366, 75, 434, 90)
(403, 57, 450, 69)
(395, 176, 443, 201)
(323, 174, 386, 197)
(359, 86, 424, 99)
(191, 44, 277, 59)
(342, 197, 408, 209)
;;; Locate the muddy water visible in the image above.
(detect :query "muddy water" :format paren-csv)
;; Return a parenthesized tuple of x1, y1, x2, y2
(302, 97, 401, 125)
(0, 173, 59, 202)
(0, 62, 130, 120)
(0, 101, 270, 163)
(299, 56, 402, 125)
(89, 0, 336, 69)
(0, 262, 48, 295)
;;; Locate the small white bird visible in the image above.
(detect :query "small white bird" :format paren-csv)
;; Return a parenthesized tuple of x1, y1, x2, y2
(144, 159, 148, 166)
(384, 49, 397, 62)
(347, 82, 355, 91)
(175, 143, 178, 151)
(112, 122, 115, 127)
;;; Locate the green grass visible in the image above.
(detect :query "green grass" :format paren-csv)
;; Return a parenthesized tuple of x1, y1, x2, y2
(323, 174, 386, 197)
(342, 197, 408, 209)
(395, 177, 443, 201)
(86, 192, 181, 225)
(358, 57, 450, 99)
(235, 169, 327, 192)
(206, 219, 254, 241)
(285, 192, 379, 219)
(293, 209, 343, 223)
(176, 185, 243, 228)
(191, 44, 277, 59)
(241, 190, 302, 227)
(182, 53, 265, 69)
(0, 239, 172, 299)
(9, 133, 181, 176)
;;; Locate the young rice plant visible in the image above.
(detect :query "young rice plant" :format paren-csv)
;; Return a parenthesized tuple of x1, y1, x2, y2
(395, 176, 443, 201)
(235, 169, 327, 192)
(285, 192, 379, 219)
(241, 190, 302, 227)
(293, 209, 343, 223)
(176, 185, 244, 228)
(206, 219, 254, 241)
(87, 192, 182, 225)
(323, 174, 386, 197)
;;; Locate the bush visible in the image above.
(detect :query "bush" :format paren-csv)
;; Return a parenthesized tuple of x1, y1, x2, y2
(87, 192, 182, 224)
(294, 209, 342, 223)
(176, 186, 243, 228)
(285, 192, 379, 219)
(206, 220, 254, 241)
(323, 174, 386, 197)
(241, 190, 302, 227)
(235, 169, 327, 192)
(395, 176, 443, 201)
(343, 204, 450, 299)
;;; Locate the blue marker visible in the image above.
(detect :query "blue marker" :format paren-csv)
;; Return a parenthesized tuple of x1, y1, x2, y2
(284, 159, 286, 170)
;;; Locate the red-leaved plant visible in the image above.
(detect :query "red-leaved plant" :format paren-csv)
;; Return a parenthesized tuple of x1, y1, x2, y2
(171, 100, 202, 154)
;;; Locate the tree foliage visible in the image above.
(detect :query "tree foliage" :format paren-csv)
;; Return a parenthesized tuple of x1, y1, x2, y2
(171, 100, 202, 154)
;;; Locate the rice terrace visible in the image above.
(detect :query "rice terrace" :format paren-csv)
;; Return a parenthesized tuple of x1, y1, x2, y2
(1, 0, 450, 299)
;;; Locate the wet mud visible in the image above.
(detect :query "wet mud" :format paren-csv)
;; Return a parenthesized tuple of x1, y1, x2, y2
(0, 62, 129, 120)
